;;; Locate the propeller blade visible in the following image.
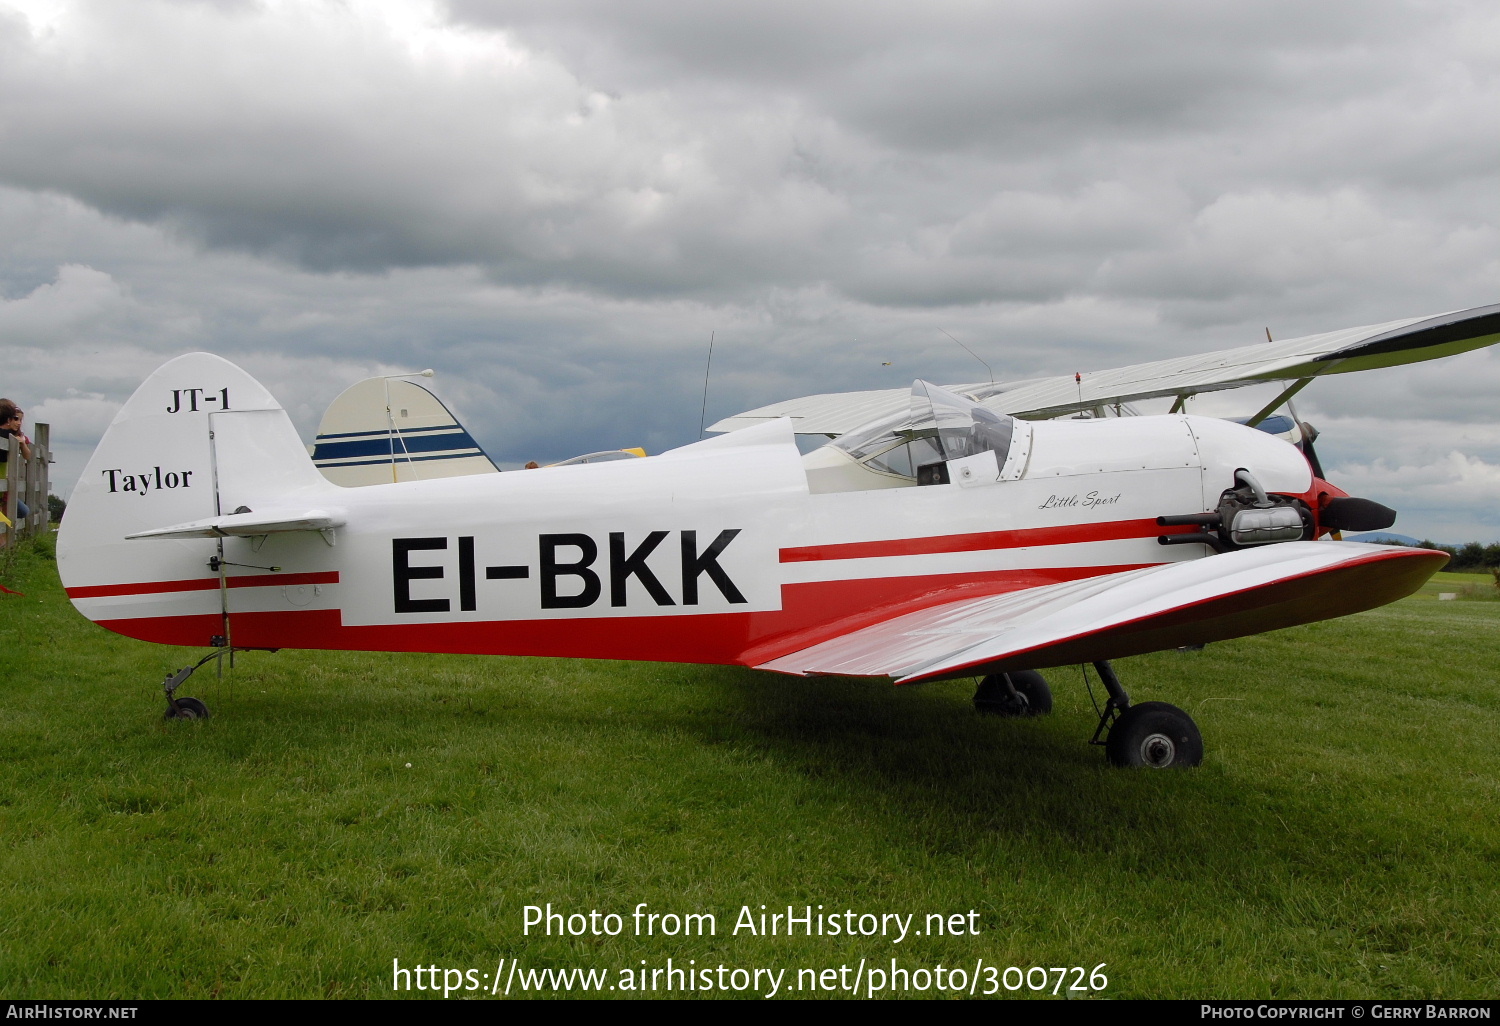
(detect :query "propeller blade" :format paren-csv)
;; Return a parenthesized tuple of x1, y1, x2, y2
(1321, 496, 1397, 533)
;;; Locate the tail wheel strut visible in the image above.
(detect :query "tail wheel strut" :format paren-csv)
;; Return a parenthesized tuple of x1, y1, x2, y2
(161, 649, 229, 721)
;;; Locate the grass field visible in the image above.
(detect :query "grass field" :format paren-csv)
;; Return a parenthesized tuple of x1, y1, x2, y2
(2, 537, 1497, 1000)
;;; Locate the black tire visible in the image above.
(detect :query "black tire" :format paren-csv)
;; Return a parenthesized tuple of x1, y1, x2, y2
(165, 697, 210, 721)
(1105, 701, 1201, 768)
(974, 671, 1052, 717)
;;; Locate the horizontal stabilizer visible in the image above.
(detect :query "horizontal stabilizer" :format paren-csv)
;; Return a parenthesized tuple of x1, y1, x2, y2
(757, 542, 1447, 683)
(126, 508, 345, 540)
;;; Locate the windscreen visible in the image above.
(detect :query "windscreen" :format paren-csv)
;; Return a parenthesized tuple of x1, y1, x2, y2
(831, 405, 943, 477)
(913, 380, 1016, 462)
(831, 380, 1019, 478)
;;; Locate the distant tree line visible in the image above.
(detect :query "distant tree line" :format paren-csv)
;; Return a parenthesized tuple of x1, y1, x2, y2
(1378, 538, 1500, 571)
(1422, 541, 1500, 571)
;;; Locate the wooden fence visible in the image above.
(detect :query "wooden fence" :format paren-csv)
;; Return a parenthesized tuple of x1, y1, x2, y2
(2, 422, 50, 545)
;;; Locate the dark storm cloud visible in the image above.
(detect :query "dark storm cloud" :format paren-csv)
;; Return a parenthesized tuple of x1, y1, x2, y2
(0, 0, 850, 296)
(2, 0, 1490, 308)
(449, 1, 1409, 148)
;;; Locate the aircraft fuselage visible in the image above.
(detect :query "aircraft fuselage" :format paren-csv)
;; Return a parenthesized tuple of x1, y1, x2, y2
(59, 355, 1317, 671)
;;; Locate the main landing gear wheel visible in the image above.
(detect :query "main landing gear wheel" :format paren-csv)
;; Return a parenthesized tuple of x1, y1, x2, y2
(1104, 701, 1201, 768)
(165, 697, 210, 721)
(974, 671, 1053, 717)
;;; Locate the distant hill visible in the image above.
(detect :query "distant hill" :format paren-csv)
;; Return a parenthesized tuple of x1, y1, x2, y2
(1346, 532, 1427, 546)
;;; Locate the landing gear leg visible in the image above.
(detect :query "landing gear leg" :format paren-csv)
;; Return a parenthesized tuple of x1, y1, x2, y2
(1089, 660, 1202, 768)
(1087, 661, 1131, 745)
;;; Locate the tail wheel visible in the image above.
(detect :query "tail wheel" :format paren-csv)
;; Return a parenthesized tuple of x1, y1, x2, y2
(1105, 701, 1201, 768)
(165, 697, 211, 721)
(974, 671, 1052, 717)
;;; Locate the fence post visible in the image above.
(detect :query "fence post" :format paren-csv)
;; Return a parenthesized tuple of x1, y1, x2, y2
(29, 423, 50, 536)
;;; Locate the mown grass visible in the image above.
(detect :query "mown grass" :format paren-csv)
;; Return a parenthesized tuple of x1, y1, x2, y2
(1, 538, 1497, 999)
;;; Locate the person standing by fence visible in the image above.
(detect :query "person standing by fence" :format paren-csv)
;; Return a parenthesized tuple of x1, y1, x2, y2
(1, 399, 35, 523)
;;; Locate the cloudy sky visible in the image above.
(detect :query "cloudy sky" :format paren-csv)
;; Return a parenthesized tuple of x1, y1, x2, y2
(2, 0, 1497, 541)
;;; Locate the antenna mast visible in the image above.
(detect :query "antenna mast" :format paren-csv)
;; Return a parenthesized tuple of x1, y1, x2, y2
(939, 329, 993, 384)
(697, 331, 716, 438)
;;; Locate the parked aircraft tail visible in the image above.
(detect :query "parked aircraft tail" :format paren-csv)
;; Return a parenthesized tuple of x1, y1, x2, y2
(310, 375, 497, 486)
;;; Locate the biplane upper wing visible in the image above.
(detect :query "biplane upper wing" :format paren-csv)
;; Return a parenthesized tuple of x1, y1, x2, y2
(710, 303, 1500, 435)
(756, 542, 1446, 683)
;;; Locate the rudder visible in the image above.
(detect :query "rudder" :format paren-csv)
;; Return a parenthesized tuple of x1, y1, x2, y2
(58, 353, 329, 643)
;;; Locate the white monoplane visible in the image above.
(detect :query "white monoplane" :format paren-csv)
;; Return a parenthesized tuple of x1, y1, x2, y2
(57, 304, 1499, 766)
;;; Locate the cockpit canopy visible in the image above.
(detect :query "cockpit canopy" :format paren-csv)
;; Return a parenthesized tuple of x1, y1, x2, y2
(829, 380, 1022, 480)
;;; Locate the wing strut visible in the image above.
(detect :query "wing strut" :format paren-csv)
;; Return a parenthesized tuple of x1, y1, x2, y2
(1245, 378, 1313, 427)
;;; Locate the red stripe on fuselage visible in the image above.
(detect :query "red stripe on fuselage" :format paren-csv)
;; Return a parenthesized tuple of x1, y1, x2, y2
(66, 571, 340, 599)
(92, 563, 1158, 663)
(779, 518, 1198, 562)
(71, 519, 1183, 601)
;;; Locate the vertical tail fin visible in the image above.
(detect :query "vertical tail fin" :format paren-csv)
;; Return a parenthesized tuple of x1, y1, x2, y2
(58, 353, 329, 644)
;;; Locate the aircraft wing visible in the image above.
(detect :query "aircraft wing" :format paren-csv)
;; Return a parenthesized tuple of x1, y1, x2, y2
(707, 386, 914, 437)
(756, 542, 1446, 683)
(710, 303, 1500, 434)
(125, 508, 346, 540)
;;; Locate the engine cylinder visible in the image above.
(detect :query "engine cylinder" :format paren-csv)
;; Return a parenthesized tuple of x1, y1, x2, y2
(1228, 506, 1308, 545)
